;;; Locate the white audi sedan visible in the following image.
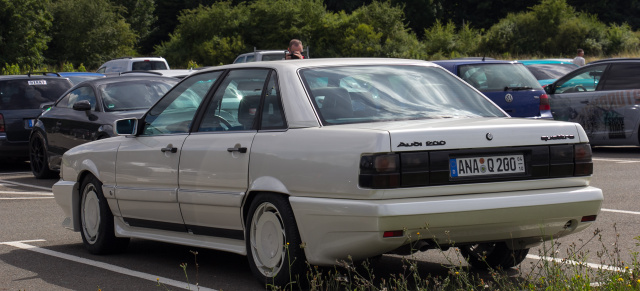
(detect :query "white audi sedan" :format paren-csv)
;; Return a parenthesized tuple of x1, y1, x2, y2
(53, 58, 603, 286)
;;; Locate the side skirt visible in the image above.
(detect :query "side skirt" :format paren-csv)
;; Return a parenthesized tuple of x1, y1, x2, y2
(115, 217, 246, 255)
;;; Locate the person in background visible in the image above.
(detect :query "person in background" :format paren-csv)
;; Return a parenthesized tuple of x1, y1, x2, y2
(573, 49, 586, 66)
(286, 39, 304, 60)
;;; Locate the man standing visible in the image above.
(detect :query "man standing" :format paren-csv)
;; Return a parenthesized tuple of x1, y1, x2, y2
(286, 39, 304, 60)
(573, 49, 586, 66)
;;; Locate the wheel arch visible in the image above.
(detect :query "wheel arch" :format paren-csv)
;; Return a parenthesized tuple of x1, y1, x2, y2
(241, 189, 311, 259)
(71, 169, 102, 231)
(29, 126, 51, 156)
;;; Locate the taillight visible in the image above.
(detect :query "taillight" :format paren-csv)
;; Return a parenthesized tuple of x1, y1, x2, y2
(539, 93, 550, 111)
(574, 143, 593, 176)
(0, 113, 4, 132)
(359, 153, 400, 188)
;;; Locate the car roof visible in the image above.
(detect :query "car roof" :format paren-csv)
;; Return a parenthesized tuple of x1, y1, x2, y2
(588, 58, 640, 64)
(72, 75, 179, 87)
(199, 58, 441, 73)
(517, 59, 578, 65)
(58, 72, 106, 76)
(431, 59, 517, 65)
(107, 56, 167, 61)
(0, 74, 70, 80)
(238, 50, 287, 56)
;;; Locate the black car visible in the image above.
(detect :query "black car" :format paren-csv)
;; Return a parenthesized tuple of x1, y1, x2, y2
(29, 75, 178, 178)
(0, 73, 74, 161)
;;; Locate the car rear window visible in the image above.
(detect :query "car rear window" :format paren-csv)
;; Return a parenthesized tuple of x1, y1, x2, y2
(459, 63, 542, 91)
(525, 64, 577, 80)
(0, 78, 71, 110)
(262, 53, 286, 61)
(132, 61, 168, 70)
(300, 65, 506, 125)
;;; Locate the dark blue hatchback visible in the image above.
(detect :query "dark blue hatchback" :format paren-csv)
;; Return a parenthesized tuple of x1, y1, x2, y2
(432, 59, 552, 119)
(0, 74, 73, 160)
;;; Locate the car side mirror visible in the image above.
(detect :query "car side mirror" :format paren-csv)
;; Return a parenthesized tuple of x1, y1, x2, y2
(40, 102, 54, 111)
(115, 118, 138, 136)
(544, 84, 554, 94)
(589, 71, 603, 77)
(72, 100, 92, 111)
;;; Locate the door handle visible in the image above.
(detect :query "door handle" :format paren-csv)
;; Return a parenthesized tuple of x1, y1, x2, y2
(161, 146, 178, 153)
(227, 147, 247, 153)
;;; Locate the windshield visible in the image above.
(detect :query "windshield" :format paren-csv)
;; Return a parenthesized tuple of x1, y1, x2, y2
(525, 64, 577, 80)
(300, 65, 506, 125)
(459, 63, 542, 91)
(99, 79, 177, 111)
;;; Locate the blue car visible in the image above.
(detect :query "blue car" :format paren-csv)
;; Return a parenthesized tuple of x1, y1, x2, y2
(433, 59, 552, 119)
(518, 59, 579, 87)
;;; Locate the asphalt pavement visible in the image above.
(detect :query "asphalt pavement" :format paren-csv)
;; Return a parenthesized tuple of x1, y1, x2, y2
(1, 146, 640, 290)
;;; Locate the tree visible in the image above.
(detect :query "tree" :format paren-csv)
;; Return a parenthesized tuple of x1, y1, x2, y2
(45, 0, 137, 68)
(0, 0, 52, 67)
(156, 0, 425, 66)
(111, 0, 157, 50)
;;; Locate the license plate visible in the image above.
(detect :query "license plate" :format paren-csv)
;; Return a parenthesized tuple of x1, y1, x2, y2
(26, 119, 35, 128)
(450, 155, 525, 178)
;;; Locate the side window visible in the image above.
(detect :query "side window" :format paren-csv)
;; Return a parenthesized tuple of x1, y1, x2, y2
(601, 63, 640, 90)
(260, 72, 286, 129)
(197, 69, 270, 132)
(555, 64, 607, 93)
(56, 86, 96, 110)
(96, 67, 106, 73)
(141, 71, 222, 135)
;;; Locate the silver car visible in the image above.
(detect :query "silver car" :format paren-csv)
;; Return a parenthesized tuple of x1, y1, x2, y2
(546, 58, 640, 145)
(53, 58, 602, 286)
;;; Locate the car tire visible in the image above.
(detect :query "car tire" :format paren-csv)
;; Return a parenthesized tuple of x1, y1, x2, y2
(29, 131, 57, 179)
(79, 175, 129, 254)
(459, 242, 529, 269)
(245, 193, 306, 287)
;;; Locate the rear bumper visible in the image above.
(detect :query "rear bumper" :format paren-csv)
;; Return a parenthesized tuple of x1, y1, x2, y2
(289, 186, 603, 265)
(0, 134, 28, 158)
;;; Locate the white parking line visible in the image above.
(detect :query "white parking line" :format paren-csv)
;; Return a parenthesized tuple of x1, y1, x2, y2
(601, 208, 640, 215)
(0, 240, 218, 291)
(0, 197, 53, 200)
(0, 180, 53, 191)
(0, 172, 33, 175)
(0, 191, 53, 196)
(592, 158, 640, 164)
(526, 254, 623, 272)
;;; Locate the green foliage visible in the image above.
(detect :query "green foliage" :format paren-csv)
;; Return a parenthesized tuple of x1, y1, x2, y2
(423, 20, 481, 58)
(45, 0, 137, 69)
(0, 0, 52, 67)
(479, 0, 639, 57)
(77, 63, 87, 72)
(61, 62, 74, 72)
(156, 0, 425, 66)
(155, 1, 249, 66)
(111, 0, 157, 44)
(1, 63, 21, 75)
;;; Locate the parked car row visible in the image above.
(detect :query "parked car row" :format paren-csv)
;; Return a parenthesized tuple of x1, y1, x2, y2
(2, 54, 634, 286)
(0, 72, 180, 171)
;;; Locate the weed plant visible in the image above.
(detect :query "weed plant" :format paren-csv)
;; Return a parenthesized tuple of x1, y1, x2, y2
(166, 223, 639, 290)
